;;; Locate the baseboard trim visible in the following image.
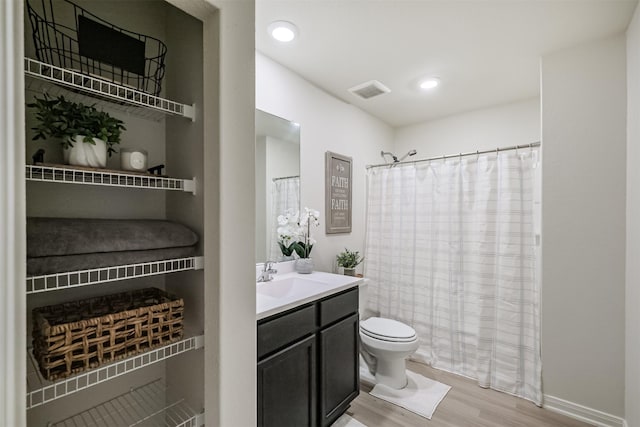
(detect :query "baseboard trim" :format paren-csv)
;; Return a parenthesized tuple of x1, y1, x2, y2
(543, 395, 625, 427)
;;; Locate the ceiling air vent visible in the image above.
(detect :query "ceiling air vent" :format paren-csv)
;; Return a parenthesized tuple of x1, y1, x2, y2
(348, 80, 391, 100)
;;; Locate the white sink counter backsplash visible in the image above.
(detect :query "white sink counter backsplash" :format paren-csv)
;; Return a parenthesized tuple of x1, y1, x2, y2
(256, 261, 363, 320)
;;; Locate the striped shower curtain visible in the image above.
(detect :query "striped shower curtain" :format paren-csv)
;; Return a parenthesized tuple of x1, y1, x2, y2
(269, 176, 300, 261)
(364, 148, 542, 405)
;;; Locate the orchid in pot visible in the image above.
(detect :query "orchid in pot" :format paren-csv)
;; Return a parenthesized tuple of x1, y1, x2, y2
(277, 207, 320, 273)
(276, 208, 300, 260)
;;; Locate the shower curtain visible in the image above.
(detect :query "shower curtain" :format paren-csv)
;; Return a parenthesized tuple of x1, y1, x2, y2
(269, 176, 300, 260)
(364, 148, 542, 405)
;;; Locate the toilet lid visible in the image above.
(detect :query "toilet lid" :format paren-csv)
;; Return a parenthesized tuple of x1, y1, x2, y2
(360, 317, 417, 343)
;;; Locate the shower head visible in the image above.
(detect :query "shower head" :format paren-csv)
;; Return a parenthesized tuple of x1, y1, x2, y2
(380, 151, 398, 163)
(381, 149, 417, 164)
(397, 149, 417, 162)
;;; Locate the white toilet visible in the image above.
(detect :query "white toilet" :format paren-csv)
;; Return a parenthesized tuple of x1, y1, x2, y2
(358, 281, 420, 389)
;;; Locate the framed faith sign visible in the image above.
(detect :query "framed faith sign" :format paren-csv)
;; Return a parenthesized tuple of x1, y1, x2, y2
(325, 151, 352, 234)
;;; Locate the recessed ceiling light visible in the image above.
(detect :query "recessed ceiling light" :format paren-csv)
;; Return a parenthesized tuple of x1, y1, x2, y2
(419, 78, 440, 90)
(268, 21, 298, 42)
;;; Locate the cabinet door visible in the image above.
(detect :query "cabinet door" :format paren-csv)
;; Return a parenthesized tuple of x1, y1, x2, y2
(319, 313, 360, 427)
(258, 334, 317, 427)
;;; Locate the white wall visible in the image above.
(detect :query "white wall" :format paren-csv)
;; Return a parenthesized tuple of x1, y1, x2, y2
(0, 1, 26, 425)
(395, 98, 540, 157)
(256, 52, 394, 274)
(202, 1, 256, 426)
(541, 34, 626, 417)
(627, 4, 640, 426)
(266, 136, 299, 184)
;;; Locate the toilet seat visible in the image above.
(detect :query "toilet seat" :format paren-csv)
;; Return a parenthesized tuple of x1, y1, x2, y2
(360, 317, 417, 343)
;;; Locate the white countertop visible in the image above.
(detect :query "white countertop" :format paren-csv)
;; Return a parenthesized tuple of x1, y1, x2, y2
(256, 270, 363, 320)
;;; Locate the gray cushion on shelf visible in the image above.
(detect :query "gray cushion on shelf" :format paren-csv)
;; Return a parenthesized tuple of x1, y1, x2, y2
(27, 246, 197, 276)
(27, 217, 199, 258)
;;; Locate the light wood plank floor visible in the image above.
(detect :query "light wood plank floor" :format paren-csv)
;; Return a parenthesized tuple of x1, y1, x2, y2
(347, 361, 593, 427)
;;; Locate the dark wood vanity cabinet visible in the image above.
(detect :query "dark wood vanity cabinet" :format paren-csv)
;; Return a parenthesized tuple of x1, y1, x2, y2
(258, 335, 317, 427)
(257, 286, 359, 427)
(319, 313, 360, 426)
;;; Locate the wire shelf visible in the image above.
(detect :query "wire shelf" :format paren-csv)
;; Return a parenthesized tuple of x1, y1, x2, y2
(51, 379, 204, 427)
(25, 58, 195, 120)
(27, 256, 204, 294)
(26, 164, 196, 194)
(26, 76, 167, 122)
(27, 335, 205, 409)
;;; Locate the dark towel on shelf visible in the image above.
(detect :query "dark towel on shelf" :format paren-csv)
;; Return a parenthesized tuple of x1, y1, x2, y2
(27, 246, 197, 276)
(27, 217, 199, 257)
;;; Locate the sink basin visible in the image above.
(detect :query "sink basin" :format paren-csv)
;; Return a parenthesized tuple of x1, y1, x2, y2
(256, 271, 364, 320)
(257, 277, 331, 299)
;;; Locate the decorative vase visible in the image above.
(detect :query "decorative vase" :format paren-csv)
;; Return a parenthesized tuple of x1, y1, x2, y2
(295, 258, 313, 274)
(64, 135, 108, 168)
(343, 268, 356, 276)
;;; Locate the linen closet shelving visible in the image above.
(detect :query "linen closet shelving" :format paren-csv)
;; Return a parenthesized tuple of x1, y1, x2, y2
(23, 1, 207, 425)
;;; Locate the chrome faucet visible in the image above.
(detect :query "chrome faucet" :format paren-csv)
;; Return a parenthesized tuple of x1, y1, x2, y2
(257, 261, 278, 282)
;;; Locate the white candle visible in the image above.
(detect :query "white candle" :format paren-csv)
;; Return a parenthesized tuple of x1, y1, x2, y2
(121, 148, 148, 172)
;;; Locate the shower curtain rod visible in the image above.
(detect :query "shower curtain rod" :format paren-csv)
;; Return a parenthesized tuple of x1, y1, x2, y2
(366, 141, 541, 170)
(272, 175, 300, 182)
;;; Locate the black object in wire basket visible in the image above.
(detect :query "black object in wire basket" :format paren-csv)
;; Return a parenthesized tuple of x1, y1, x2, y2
(27, 0, 167, 97)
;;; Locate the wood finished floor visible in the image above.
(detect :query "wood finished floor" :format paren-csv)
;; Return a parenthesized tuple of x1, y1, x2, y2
(346, 361, 593, 427)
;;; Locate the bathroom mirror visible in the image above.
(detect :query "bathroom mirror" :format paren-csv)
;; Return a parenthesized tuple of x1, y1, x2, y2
(255, 109, 300, 263)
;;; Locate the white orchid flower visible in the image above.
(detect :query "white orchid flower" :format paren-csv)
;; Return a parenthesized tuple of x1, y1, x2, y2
(279, 207, 320, 257)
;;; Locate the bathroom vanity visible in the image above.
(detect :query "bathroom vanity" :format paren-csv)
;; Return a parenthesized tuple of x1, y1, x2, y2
(256, 272, 362, 427)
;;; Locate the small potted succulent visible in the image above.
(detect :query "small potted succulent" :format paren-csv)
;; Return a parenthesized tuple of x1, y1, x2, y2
(336, 248, 364, 276)
(28, 94, 125, 168)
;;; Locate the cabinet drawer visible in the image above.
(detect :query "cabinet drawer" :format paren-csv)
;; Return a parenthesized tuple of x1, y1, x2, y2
(320, 287, 358, 327)
(258, 304, 316, 359)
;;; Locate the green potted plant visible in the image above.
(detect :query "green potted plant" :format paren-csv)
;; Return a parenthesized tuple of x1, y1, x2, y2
(28, 94, 126, 168)
(336, 248, 364, 276)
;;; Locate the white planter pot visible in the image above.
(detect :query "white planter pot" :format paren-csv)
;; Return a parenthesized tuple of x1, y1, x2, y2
(343, 268, 356, 276)
(295, 258, 313, 274)
(63, 135, 108, 168)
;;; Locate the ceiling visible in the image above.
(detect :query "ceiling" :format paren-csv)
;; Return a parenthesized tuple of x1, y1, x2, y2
(256, 0, 637, 128)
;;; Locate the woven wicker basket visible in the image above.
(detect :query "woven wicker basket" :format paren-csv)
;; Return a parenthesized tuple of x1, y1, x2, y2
(32, 287, 183, 381)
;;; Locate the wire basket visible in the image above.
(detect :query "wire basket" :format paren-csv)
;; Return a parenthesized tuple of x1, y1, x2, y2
(27, 0, 167, 96)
